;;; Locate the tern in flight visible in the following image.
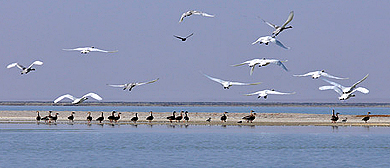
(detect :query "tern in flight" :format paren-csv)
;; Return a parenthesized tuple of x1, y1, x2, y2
(245, 89, 295, 99)
(232, 58, 288, 75)
(63, 46, 118, 54)
(107, 78, 159, 91)
(174, 33, 194, 41)
(319, 74, 369, 100)
(203, 74, 261, 89)
(179, 10, 214, 23)
(262, 11, 294, 37)
(252, 36, 290, 49)
(53, 92, 103, 104)
(294, 70, 348, 79)
(7, 60, 43, 75)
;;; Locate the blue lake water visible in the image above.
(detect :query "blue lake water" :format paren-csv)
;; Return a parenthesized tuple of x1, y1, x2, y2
(1, 124, 390, 168)
(1, 105, 390, 115)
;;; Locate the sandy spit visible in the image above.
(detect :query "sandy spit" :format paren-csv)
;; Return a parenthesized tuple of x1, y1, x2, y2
(0, 110, 389, 126)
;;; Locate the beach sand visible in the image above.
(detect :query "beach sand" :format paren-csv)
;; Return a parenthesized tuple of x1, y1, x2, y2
(1, 110, 389, 126)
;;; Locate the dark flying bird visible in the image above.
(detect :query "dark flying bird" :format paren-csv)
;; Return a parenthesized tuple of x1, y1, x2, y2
(174, 33, 194, 41)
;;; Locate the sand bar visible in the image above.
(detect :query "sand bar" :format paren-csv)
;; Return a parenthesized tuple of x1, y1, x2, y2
(0, 110, 389, 126)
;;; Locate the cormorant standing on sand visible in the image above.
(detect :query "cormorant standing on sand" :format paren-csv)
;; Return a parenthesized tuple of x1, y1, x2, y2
(221, 112, 228, 122)
(96, 112, 104, 123)
(167, 111, 176, 123)
(146, 111, 154, 123)
(362, 112, 371, 123)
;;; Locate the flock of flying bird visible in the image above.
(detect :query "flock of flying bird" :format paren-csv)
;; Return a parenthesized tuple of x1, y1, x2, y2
(6, 10, 370, 105)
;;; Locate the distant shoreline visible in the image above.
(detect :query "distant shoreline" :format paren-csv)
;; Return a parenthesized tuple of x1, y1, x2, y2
(1, 101, 390, 107)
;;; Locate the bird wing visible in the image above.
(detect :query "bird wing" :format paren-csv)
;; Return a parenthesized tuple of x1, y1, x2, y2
(200, 12, 214, 17)
(179, 12, 187, 22)
(83, 93, 103, 101)
(244, 91, 263, 96)
(262, 19, 278, 29)
(322, 79, 344, 89)
(270, 60, 288, 71)
(136, 78, 159, 86)
(267, 90, 295, 95)
(272, 38, 290, 49)
(91, 48, 118, 53)
(281, 11, 294, 28)
(54, 94, 75, 103)
(230, 81, 261, 86)
(185, 33, 194, 39)
(293, 71, 315, 77)
(354, 87, 369, 94)
(231, 60, 250, 67)
(321, 72, 348, 80)
(107, 84, 126, 88)
(7, 63, 24, 70)
(350, 74, 369, 90)
(203, 74, 226, 84)
(319, 85, 342, 95)
(250, 66, 255, 76)
(173, 35, 185, 40)
(251, 37, 262, 45)
(27, 61, 43, 69)
(62, 48, 85, 51)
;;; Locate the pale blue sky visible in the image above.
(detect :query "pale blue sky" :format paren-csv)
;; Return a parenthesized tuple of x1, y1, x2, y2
(1, 1, 389, 103)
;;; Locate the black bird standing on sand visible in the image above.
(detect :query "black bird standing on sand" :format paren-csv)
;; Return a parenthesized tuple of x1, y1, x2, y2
(175, 111, 183, 122)
(242, 110, 256, 123)
(68, 111, 75, 122)
(362, 112, 371, 123)
(167, 111, 176, 123)
(221, 112, 228, 122)
(86, 112, 92, 123)
(206, 117, 211, 122)
(146, 111, 154, 123)
(184, 111, 189, 122)
(50, 113, 59, 123)
(131, 113, 139, 123)
(96, 112, 104, 123)
(174, 33, 194, 41)
(108, 111, 116, 123)
(41, 111, 52, 123)
(114, 112, 121, 123)
(36, 111, 41, 122)
(331, 110, 339, 123)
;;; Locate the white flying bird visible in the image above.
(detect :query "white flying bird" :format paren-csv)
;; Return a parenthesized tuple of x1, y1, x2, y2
(62, 46, 118, 54)
(54, 92, 103, 104)
(107, 78, 159, 91)
(245, 89, 295, 99)
(203, 74, 261, 89)
(179, 10, 214, 23)
(7, 60, 43, 75)
(294, 70, 348, 80)
(252, 36, 290, 49)
(319, 74, 369, 100)
(232, 58, 288, 75)
(262, 11, 294, 37)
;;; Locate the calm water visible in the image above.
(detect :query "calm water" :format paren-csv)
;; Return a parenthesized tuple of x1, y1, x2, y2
(1, 124, 390, 168)
(1, 105, 390, 115)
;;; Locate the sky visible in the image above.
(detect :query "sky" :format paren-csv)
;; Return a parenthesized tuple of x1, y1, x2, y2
(1, 1, 390, 103)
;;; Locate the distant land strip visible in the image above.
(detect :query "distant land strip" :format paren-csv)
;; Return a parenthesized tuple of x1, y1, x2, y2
(1, 101, 390, 107)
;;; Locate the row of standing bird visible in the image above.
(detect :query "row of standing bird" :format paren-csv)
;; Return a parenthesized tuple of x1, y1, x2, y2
(35, 110, 258, 124)
(36, 109, 372, 124)
(330, 110, 372, 123)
